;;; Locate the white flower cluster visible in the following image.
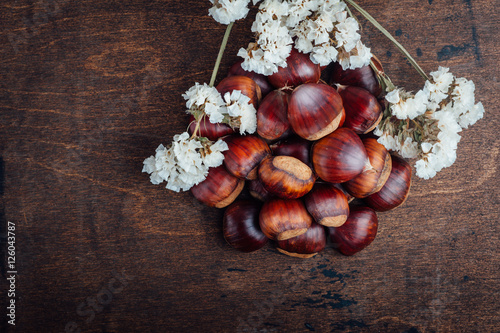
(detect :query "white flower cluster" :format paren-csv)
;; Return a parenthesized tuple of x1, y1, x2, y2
(182, 82, 257, 134)
(208, 0, 251, 25)
(375, 67, 485, 179)
(237, 0, 372, 75)
(237, 0, 293, 75)
(223, 90, 258, 134)
(183, 83, 226, 123)
(142, 132, 229, 192)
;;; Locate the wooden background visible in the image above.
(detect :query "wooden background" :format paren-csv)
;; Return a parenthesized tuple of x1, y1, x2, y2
(1, 0, 498, 332)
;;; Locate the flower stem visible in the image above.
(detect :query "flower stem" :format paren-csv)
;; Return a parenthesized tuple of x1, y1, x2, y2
(344, 0, 430, 82)
(191, 22, 234, 140)
(209, 21, 234, 87)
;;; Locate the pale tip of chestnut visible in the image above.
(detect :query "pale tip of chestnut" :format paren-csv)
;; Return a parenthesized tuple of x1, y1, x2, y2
(319, 215, 348, 228)
(258, 155, 315, 199)
(277, 228, 308, 241)
(272, 156, 312, 181)
(363, 111, 384, 134)
(373, 153, 392, 193)
(304, 108, 344, 141)
(214, 179, 245, 208)
(276, 248, 318, 259)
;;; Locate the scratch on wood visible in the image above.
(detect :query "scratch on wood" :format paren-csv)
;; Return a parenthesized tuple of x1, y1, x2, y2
(27, 157, 143, 197)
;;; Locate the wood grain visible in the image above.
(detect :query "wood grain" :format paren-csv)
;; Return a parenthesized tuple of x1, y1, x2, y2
(0, 0, 499, 332)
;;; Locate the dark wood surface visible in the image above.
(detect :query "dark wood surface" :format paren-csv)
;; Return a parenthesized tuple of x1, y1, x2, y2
(1, 0, 499, 332)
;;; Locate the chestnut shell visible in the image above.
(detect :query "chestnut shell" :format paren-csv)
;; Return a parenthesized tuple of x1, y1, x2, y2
(257, 90, 290, 141)
(191, 165, 244, 208)
(270, 136, 313, 168)
(328, 205, 378, 256)
(188, 115, 234, 141)
(277, 222, 326, 258)
(223, 134, 271, 180)
(258, 156, 315, 199)
(344, 138, 392, 198)
(311, 127, 370, 183)
(304, 183, 349, 227)
(364, 155, 412, 211)
(223, 200, 268, 253)
(228, 59, 273, 97)
(259, 198, 312, 241)
(216, 75, 262, 108)
(329, 61, 382, 97)
(339, 86, 382, 134)
(268, 48, 321, 88)
(288, 83, 344, 141)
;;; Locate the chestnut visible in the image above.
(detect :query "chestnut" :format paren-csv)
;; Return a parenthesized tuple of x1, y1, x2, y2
(339, 86, 382, 134)
(268, 47, 321, 88)
(277, 222, 326, 258)
(223, 134, 271, 180)
(304, 184, 349, 227)
(344, 138, 392, 198)
(258, 156, 315, 199)
(257, 90, 291, 141)
(328, 205, 378, 256)
(223, 200, 268, 252)
(329, 60, 382, 97)
(270, 136, 313, 168)
(312, 127, 371, 183)
(248, 179, 273, 202)
(188, 115, 234, 141)
(191, 165, 245, 208)
(288, 83, 344, 141)
(216, 75, 262, 108)
(259, 198, 312, 241)
(228, 59, 273, 97)
(364, 155, 412, 211)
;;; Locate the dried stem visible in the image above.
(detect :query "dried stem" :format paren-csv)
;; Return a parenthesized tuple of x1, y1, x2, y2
(345, 0, 430, 82)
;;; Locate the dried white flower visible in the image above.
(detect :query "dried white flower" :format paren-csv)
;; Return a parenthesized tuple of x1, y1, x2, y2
(457, 101, 484, 129)
(183, 83, 225, 124)
(399, 137, 419, 159)
(310, 43, 338, 66)
(142, 133, 229, 192)
(376, 132, 399, 152)
(348, 41, 372, 69)
(223, 90, 257, 134)
(386, 88, 429, 120)
(208, 0, 251, 25)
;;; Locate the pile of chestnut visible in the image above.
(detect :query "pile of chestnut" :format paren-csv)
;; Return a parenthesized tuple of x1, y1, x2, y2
(190, 48, 412, 258)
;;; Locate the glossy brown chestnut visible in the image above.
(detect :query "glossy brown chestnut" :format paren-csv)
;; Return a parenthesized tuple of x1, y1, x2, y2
(257, 90, 291, 141)
(259, 198, 312, 241)
(277, 222, 326, 258)
(328, 205, 378, 256)
(304, 184, 349, 227)
(258, 156, 315, 199)
(268, 48, 321, 88)
(223, 200, 268, 252)
(288, 83, 344, 141)
(312, 127, 371, 183)
(270, 136, 313, 168)
(339, 86, 382, 134)
(191, 165, 245, 208)
(228, 59, 273, 97)
(344, 138, 392, 198)
(329, 60, 382, 97)
(223, 134, 271, 180)
(364, 155, 412, 211)
(216, 75, 262, 108)
(188, 115, 234, 141)
(332, 183, 355, 203)
(248, 179, 273, 202)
